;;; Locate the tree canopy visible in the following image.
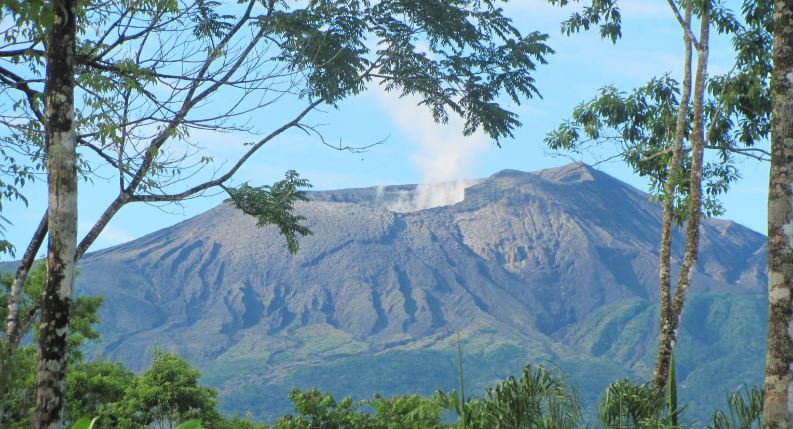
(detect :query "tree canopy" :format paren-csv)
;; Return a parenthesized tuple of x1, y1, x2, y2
(1, 1, 560, 426)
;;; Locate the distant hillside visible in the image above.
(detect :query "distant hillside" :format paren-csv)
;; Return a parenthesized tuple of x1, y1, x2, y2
(59, 163, 767, 423)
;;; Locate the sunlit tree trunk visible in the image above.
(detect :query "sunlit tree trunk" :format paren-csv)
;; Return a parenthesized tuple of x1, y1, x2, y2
(763, 0, 793, 427)
(652, 2, 710, 389)
(32, 0, 78, 427)
(652, 4, 693, 390)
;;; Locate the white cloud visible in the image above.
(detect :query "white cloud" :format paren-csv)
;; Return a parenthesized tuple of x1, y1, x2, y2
(372, 87, 489, 211)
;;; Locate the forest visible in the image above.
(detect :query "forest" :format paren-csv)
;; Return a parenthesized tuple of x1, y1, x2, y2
(0, 0, 791, 428)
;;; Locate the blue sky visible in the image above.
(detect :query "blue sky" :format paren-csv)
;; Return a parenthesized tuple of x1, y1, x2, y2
(2, 0, 768, 260)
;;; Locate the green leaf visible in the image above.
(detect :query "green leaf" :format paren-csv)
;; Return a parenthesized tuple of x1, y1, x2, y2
(225, 170, 313, 254)
(69, 416, 99, 429)
(174, 420, 203, 429)
(667, 348, 679, 427)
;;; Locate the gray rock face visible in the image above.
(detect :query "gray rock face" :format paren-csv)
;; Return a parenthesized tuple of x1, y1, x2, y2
(74, 162, 767, 420)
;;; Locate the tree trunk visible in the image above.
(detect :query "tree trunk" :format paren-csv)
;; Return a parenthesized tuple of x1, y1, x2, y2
(651, 4, 693, 390)
(668, 0, 709, 349)
(33, 0, 78, 428)
(652, 3, 709, 389)
(763, 0, 793, 427)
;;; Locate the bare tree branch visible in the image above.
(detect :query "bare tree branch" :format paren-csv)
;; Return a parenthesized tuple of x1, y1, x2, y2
(4, 211, 47, 347)
(665, 0, 702, 50)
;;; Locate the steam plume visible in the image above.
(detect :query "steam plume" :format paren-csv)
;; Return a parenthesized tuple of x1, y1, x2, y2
(374, 89, 488, 212)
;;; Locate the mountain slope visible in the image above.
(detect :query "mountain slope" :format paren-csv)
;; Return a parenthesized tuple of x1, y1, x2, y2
(73, 162, 767, 423)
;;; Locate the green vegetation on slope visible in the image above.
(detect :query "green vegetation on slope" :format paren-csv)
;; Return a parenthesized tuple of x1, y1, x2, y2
(191, 292, 766, 424)
(0, 287, 766, 429)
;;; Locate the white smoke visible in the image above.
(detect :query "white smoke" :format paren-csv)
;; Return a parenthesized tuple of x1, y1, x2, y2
(374, 88, 488, 212)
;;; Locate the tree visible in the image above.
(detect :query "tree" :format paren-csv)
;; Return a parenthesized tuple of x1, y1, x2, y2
(707, 386, 763, 429)
(1, 274, 249, 429)
(0, 345, 37, 429)
(33, 0, 80, 427)
(651, 0, 710, 390)
(112, 350, 223, 429)
(1, 0, 554, 427)
(63, 360, 135, 428)
(544, 0, 771, 389)
(597, 379, 667, 428)
(272, 389, 377, 429)
(475, 365, 582, 429)
(0, 263, 102, 428)
(762, 0, 793, 426)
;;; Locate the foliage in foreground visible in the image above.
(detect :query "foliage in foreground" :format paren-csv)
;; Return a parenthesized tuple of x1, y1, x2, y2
(264, 376, 762, 429)
(2, 347, 766, 429)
